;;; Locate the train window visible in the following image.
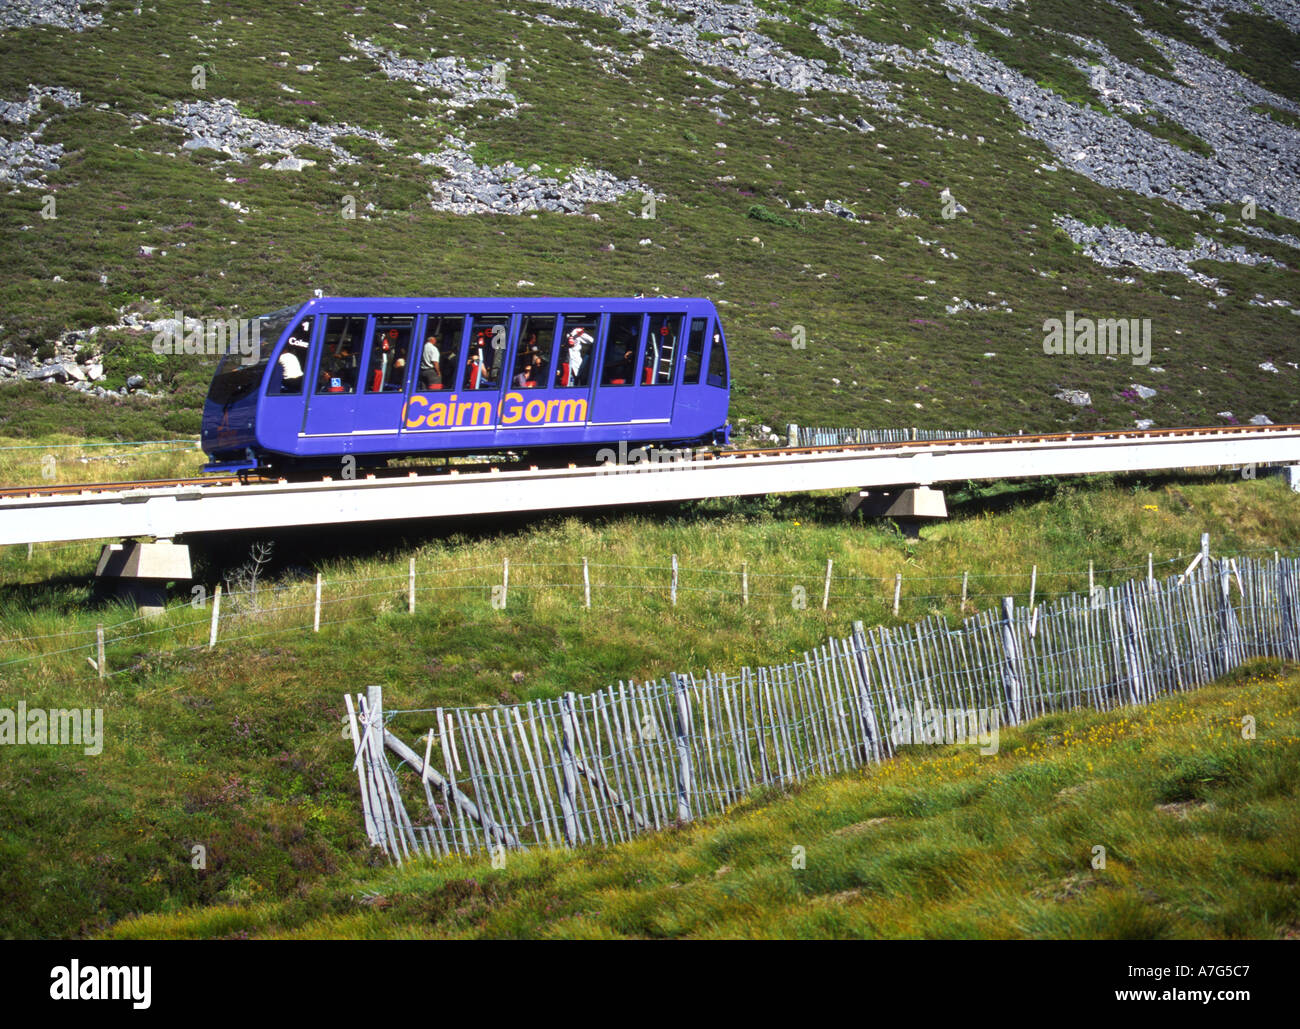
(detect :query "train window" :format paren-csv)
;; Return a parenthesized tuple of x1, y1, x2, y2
(557, 314, 597, 388)
(364, 316, 414, 394)
(207, 305, 300, 406)
(314, 315, 366, 395)
(682, 317, 707, 385)
(707, 325, 728, 388)
(417, 315, 464, 392)
(463, 315, 509, 390)
(512, 314, 556, 389)
(270, 317, 314, 395)
(643, 314, 683, 385)
(600, 313, 643, 386)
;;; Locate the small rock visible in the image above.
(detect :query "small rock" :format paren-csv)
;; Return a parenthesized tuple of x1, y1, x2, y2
(271, 155, 316, 172)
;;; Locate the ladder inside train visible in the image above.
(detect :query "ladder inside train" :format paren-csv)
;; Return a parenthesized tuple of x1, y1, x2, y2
(654, 326, 676, 382)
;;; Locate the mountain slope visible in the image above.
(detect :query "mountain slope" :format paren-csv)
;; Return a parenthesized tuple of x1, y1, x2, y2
(1, 0, 1298, 437)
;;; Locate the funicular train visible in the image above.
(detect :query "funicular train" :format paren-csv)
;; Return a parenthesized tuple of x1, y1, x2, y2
(201, 296, 731, 474)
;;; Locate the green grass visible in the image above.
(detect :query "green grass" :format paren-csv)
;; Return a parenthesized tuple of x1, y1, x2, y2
(3, 0, 1300, 942)
(102, 661, 1300, 939)
(2, 469, 1299, 938)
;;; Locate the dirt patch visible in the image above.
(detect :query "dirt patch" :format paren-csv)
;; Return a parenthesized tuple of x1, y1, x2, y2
(834, 817, 893, 836)
(1155, 800, 1212, 818)
(1032, 872, 1104, 902)
(1056, 780, 1099, 801)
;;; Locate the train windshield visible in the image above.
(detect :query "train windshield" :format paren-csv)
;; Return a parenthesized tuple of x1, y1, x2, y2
(205, 304, 300, 406)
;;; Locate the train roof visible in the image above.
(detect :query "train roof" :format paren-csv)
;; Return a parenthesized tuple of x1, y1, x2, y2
(286, 296, 719, 314)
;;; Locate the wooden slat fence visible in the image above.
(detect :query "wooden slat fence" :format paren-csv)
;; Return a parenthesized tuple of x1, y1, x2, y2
(346, 554, 1300, 862)
(791, 425, 994, 447)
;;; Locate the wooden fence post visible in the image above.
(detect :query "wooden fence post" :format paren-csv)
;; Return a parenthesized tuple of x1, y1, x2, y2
(961, 570, 969, 612)
(582, 557, 591, 610)
(1218, 560, 1240, 674)
(558, 693, 582, 845)
(502, 557, 509, 610)
(1000, 597, 1022, 724)
(1029, 565, 1037, 608)
(313, 573, 322, 632)
(673, 674, 693, 823)
(670, 554, 678, 606)
(1281, 556, 1298, 662)
(742, 561, 749, 606)
(822, 559, 833, 611)
(1121, 584, 1145, 706)
(851, 620, 883, 762)
(208, 583, 221, 649)
(893, 572, 902, 617)
(409, 558, 416, 615)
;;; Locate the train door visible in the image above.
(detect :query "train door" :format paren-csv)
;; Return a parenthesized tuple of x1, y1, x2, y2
(401, 313, 468, 438)
(302, 313, 371, 439)
(352, 313, 419, 438)
(444, 312, 513, 437)
(548, 311, 600, 431)
(659, 314, 713, 440)
(634, 312, 684, 424)
(496, 312, 582, 436)
(589, 312, 645, 427)
(259, 314, 318, 449)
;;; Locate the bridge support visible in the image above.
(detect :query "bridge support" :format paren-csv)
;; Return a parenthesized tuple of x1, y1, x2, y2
(844, 485, 948, 539)
(94, 539, 192, 617)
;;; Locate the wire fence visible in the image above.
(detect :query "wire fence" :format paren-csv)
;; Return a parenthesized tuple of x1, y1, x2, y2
(349, 551, 1300, 862)
(4, 537, 1300, 678)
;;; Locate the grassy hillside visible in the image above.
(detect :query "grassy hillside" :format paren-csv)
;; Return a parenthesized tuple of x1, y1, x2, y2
(106, 661, 1300, 939)
(1, 0, 1298, 439)
(4, 0, 1300, 943)
(2, 467, 1299, 938)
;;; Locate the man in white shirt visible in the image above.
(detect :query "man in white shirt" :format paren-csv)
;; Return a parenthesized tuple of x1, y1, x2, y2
(277, 333, 308, 393)
(420, 334, 440, 389)
(566, 326, 591, 383)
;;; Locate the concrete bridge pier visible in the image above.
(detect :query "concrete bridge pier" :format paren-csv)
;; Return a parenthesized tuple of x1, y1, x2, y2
(844, 485, 948, 539)
(94, 538, 193, 617)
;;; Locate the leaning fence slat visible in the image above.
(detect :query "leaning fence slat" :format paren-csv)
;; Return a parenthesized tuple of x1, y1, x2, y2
(344, 693, 380, 847)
